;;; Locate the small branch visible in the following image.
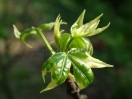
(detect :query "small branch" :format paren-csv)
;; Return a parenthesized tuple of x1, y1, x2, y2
(65, 76, 87, 99)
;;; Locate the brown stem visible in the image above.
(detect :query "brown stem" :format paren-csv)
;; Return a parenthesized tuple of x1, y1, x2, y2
(65, 76, 87, 99)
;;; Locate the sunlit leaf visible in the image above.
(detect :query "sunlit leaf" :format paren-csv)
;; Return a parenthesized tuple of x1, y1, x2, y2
(68, 49, 94, 89)
(68, 49, 113, 89)
(41, 52, 71, 92)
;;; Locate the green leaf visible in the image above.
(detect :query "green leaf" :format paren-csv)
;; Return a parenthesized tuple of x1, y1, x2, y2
(13, 25, 38, 48)
(54, 15, 67, 49)
(68, 49, 113, 89)
(71, 10, 85, 34)
(13, 25, 21, 39)
(41, 52, 71, 92)
(60, 33, 72, 51)
(39, 22, 55, 30)
(69, 37, 93, 55)
(68, 49, 94, 89)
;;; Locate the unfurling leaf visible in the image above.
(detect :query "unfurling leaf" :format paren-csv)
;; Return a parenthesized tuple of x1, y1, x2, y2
(20, 28, 38, 48)
(71, 11, 110, 38)
(54, 15, 62, 48)
(13, 25, 38, 48)
(41, 52, 71, 92)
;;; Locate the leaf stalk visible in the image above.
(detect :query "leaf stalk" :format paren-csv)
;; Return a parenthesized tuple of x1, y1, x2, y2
(36, 28, 55, 55)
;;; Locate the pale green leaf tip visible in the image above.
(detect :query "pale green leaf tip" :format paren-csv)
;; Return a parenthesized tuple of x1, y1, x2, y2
(61, 21, 67, 25)
(56, 15, 67, 25)
(99, 21, 111, 31)
(40, 80, 57, 93)
(107, 22, 111, 27)
(40, 87, 53, 93)
(98, 13, 103, 19)
(93, 13, 103, 22)
(77, 9, 86, 23)
(57, 14, 61, 20)
(42, 71, 46, 83)
(13, 25, 21, 39)
(80, 9, 86, 17)
(22, 40, 33, 48)
(107, 64, 113, 67)
(40, 88, 50, 93)
(82, 9, 86, 15)
(101, 63, 113, 68)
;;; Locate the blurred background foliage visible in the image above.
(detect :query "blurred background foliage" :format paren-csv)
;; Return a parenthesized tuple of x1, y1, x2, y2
(0, 0, 132, 99)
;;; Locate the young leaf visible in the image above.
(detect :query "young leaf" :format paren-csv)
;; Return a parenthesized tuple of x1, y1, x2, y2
(54, 15, 62, 49)
(41, 52, 71, 92)
(13, 25, 38, 48)
(39, 22, 55, 30)
(71, 13, 103, 37)
(20, 28, 38, 48)
(69, 37, 93, 55)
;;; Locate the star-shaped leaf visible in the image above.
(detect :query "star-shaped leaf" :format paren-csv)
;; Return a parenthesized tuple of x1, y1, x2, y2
(68, 49, 113, 89)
